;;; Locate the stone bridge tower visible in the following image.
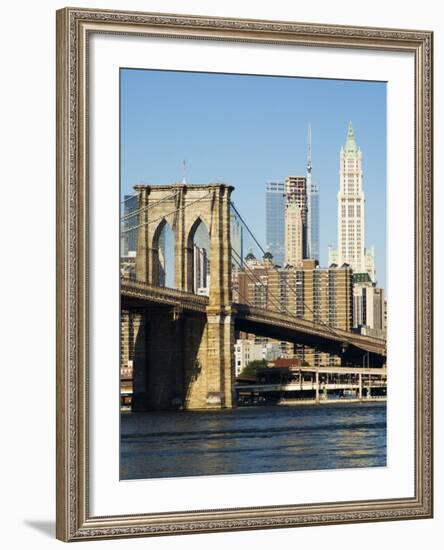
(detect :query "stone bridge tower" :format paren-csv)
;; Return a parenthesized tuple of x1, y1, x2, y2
(127, 183, 235, 410)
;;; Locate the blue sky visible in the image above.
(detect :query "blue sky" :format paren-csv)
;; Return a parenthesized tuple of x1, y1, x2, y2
(120, 69, 386, 289)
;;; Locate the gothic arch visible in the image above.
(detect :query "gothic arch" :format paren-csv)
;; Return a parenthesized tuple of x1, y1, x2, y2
(135, 184, 232, 299)
(186, 217, 210, 293)
(151, 218, 167, 249)
(151, 218, 175, 288)
(186, 216, 209, 248)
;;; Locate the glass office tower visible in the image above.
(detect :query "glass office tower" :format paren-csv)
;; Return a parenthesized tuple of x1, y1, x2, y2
(265, 181, 285, 266)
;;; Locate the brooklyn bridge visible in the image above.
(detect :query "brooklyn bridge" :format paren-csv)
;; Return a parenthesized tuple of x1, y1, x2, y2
(120, 183, 386, 411)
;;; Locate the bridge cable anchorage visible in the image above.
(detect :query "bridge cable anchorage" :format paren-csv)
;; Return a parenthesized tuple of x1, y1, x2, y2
(230, 200, 343, 340)
(120, 191, 179, 222)
(231, 248, 288, 314)
(120, 191, 213, 235)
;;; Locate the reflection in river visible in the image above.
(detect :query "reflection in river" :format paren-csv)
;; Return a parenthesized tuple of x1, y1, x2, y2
(120, 401, 386, 480)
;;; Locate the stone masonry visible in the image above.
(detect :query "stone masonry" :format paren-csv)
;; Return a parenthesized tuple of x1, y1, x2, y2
(122, 184, 235, 410)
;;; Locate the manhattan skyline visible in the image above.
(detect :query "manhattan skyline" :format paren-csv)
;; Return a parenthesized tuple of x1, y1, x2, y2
(120, 68, 386, 289)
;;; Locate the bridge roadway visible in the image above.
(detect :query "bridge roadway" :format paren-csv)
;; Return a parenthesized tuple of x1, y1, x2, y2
(121, 279, 387, 362)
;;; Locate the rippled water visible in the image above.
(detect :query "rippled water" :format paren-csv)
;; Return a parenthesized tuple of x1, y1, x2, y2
(120, 402, 386, 480)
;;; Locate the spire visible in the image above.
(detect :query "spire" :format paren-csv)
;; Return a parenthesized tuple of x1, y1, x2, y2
(307, 124, 312, 174)
(344, 121, 358, 153)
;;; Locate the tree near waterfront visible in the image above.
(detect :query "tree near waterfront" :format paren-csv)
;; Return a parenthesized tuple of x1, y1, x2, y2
(240, 359, 268, 378)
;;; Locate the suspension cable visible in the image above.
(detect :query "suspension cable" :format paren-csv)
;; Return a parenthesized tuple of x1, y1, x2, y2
(121, 191, 213, 235)
(233, 250, 342, 344)
(230, 201, 342, 339)
(231, 249, 285, 314)
(232, 283, 251, 307)
(120, 193, 139, 205)
(230, 202, 267, 256)
(120, 191, 178, 222)
(275, 268, 342, 338)
(231, 253, 266, 307)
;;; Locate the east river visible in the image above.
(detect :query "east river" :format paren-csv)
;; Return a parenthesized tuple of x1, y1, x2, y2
(120, 401, 386, 480)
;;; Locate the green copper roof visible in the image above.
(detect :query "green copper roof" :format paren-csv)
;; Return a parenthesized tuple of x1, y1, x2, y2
(344, 121, 358, 153)
(353, 272, 371, 283)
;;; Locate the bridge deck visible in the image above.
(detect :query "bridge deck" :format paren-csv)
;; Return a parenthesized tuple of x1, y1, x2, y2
(121, 279, 386, 358)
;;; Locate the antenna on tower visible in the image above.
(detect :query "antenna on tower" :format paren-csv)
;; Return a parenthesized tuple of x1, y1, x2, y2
(307, 124, 312, 174)
(182, 160, 187, 184)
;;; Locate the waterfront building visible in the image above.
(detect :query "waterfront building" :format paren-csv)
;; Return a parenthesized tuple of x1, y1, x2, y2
(263, 342, 282, 362)
(265, 181, 285, 266)
(268, 357, 303, 369)
(234, 339, 266, 377)
(234, 337, 282, 377)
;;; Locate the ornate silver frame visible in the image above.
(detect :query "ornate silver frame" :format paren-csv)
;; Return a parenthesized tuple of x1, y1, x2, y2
(56, 7, 433, 541)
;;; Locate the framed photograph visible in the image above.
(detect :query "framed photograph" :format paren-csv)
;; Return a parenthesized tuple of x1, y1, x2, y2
(56, 7, 433, 541)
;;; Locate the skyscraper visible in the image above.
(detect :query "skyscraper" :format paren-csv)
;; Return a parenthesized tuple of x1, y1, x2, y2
(336, 122, 366, 273)
(285, 176, 307, 261)
(285, 176, 307, 223)
(265, 181, 285, 266)
(309, 181, 320, 261)
(284, 202, 303, 267)
(306, 125, 320, 262)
